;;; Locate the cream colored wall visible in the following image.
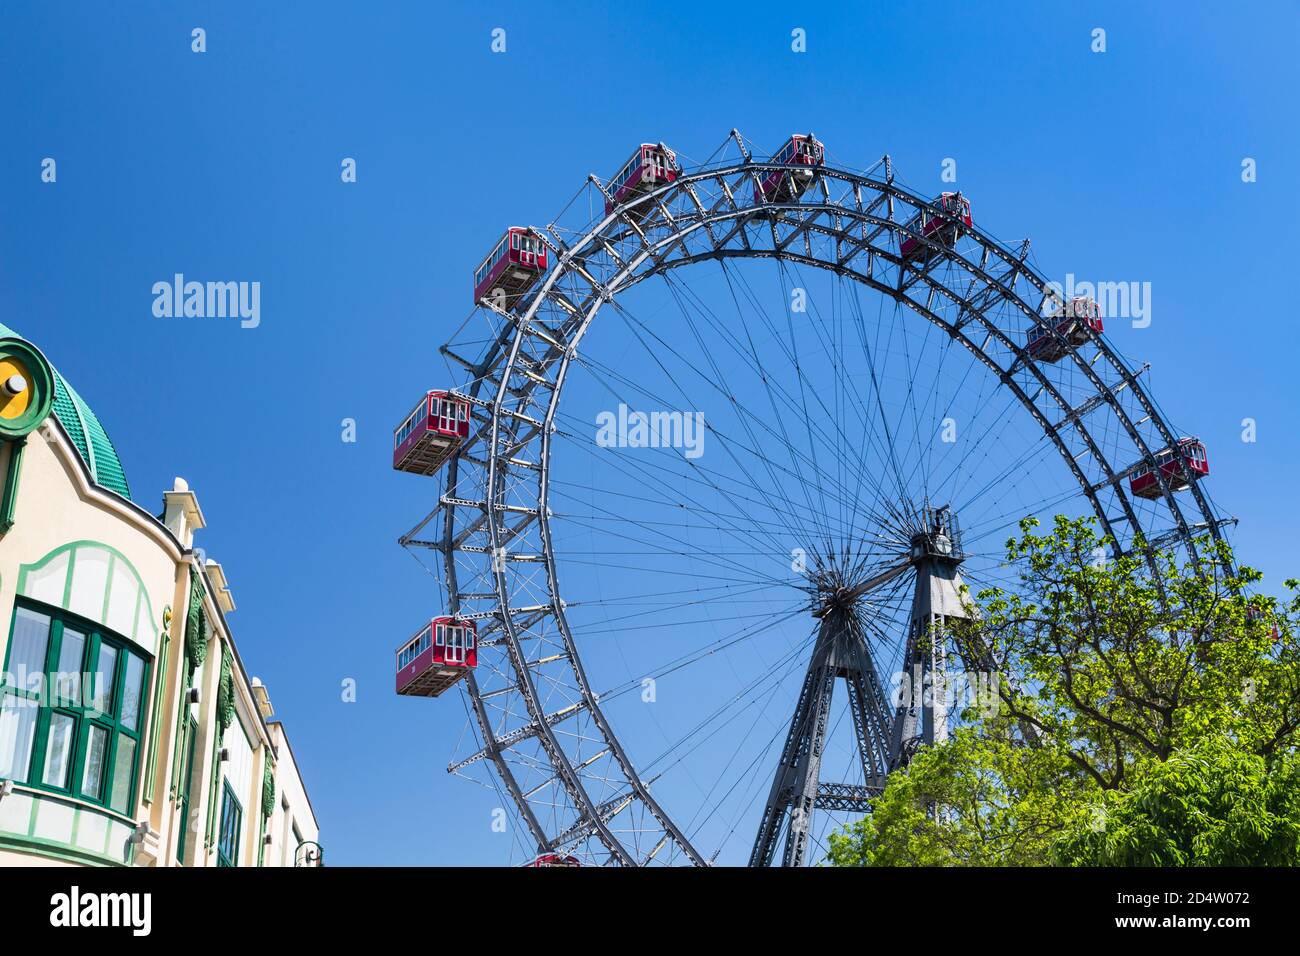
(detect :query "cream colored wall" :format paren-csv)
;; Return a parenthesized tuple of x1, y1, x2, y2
(145, 569, 189, 859)
(0, 847, 79, 866)
(0, 418, 318, 868)
(184, 632, 223, 867)
(0, 424, 181, 666)
(176, 615, 280, 868)
(265, 722, 318, 867)
(0, 421, 186, 866)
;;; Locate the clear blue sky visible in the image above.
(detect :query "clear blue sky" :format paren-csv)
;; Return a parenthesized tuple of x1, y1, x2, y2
(2, 1, 1297, 865)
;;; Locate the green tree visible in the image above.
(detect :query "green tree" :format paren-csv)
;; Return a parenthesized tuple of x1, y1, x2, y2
(1055, 735, 1300, 866)
(827, 516, 1300, 866)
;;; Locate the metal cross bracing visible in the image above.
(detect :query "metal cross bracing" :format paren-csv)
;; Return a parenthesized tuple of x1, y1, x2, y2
(405, 130, 1232, 866)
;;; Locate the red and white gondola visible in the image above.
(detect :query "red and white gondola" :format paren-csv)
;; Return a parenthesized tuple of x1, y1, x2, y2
(754, 134, 824, 204)
(899, 192, 972, 263)
(1027, 296, 1104, 363)
(1129, 438, 1210, 500)
(395, 617, 477, 698)
(393, 390, 470, 476)
(605, 143, 679, 220)
(473, 227, 549, 307)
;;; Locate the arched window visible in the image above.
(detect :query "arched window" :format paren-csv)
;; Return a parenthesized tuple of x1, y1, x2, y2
(16, 542, 156, 653)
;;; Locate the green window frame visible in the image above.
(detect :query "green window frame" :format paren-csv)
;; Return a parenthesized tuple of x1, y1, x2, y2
(175, 716, 198, 863)
(0, 600, 151, 817)
(217, 781, 242, 867)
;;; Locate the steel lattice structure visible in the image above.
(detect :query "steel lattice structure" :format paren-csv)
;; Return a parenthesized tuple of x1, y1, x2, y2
(400, 131, 1232, 866)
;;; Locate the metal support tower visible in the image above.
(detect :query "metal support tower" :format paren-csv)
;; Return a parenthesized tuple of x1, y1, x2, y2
(750, 505, 971, 867)
(889, 520, 972, 761)
(748, 604, 895, 867)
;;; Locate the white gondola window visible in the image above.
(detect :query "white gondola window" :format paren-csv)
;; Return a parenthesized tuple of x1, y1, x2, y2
(395, 400, 428, 449)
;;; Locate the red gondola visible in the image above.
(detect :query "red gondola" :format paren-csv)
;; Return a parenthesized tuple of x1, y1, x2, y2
(393, 390, 470, 476)
(899, 192, 972, 263)
(754, 134, 824, 204)
(473, 227, 548, 307)
(1027, 296, 1104, 363)
(605, 143, 679, 220)
(1129, 438, 1210, 500)
(1246, 606, 1281, 642)
(525, 853, 581, 867)
(395, 617, 477, 698)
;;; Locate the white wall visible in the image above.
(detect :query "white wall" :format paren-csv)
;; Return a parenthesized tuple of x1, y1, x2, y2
(221, 716, 254, 862)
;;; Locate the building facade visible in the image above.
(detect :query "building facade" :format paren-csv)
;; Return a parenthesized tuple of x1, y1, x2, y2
(0, 322, 319, 866)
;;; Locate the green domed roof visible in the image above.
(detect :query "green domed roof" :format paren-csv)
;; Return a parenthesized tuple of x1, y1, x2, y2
(0, 321, 131, 500)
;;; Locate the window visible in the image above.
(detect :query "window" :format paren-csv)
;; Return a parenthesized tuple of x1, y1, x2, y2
(394, 397, 430, 450)
(398, 626, 432, 669)
(477, 235, 509, 289)
(53, 627, 84, 706)
(615, 152, 643, 192)
(217, 781, 242, 867)
(445, 625, 471, 664)
(0, 602, 150, 815)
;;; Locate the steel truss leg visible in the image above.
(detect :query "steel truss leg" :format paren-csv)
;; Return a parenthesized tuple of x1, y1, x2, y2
(749, 608, 893, 867)
(890, 557, 971, 765)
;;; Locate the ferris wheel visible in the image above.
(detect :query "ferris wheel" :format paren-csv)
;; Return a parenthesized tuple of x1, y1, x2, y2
(393, 131, 1231, 867)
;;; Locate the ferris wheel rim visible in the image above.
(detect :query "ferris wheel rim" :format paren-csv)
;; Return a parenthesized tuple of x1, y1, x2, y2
(436, 144, 1230, 866)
